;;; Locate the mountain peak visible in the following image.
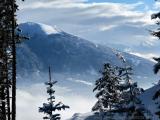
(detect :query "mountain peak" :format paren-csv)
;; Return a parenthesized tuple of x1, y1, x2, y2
(19, 22, 61, 35)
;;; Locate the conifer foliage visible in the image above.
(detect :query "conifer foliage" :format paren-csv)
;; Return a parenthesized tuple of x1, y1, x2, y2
(92, 51, 151, 119)
(150, 0, 160, 118)
(39, 67, 69, 120)
(115, 52, 150, 120)
(92, 63, 121, 112)
(0, 0, 26, 120)
(92, 63, 122, 120)
(115, 52, 140, 106)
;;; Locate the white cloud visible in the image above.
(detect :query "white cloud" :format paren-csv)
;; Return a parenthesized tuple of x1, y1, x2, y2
(154, 1, 160, 9)
(99, 25, 118, 31)
(18, 0, 88, 9)
(67, 78, 93, 86)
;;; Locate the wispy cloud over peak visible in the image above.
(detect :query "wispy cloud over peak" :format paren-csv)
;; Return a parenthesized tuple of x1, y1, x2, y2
(18, 0, 159, 55)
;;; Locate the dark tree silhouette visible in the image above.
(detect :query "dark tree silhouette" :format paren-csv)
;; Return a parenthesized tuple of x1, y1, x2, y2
(150, 0, 160, 118)
(0, 0, 26, 120)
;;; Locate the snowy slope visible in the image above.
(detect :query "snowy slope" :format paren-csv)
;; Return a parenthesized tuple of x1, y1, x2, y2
(68, 112, 125, 120)
(68, 112, 130, 120)
(17, 22, 157, 88)
(68, 112, 100, 120)
(140, 84, 160, 120)
(69, 84, 160, 120)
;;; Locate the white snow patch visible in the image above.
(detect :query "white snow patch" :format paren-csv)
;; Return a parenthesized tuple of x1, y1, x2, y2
(38, 23, 60, 35)
(22, 22, 61, 35)
(69, 112, 95, 120)
(68, 112, 127, 120)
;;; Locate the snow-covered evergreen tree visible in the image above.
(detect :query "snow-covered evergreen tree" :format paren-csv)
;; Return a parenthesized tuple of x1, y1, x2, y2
(39, 67, 69, 120)
(92, 50, 152, 119)
(115, 52, 151, 120)
(149, 1, 160, 117)
(92, 63, 121, 113)
(152, 58, 160, 118)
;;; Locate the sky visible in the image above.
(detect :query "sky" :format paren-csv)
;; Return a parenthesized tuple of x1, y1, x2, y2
(87, 0, 153, 4)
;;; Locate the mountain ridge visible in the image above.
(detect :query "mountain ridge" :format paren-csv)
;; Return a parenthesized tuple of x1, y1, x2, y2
(17, 22, 158, 88)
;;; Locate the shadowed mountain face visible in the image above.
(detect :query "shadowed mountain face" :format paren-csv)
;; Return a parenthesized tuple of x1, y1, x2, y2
(17, 22, 157, 88)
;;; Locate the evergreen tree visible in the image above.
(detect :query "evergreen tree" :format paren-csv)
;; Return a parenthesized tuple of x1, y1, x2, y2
(115, 52, 151, 120)
(92, 63, 121, 112)
(39, 67, 69, 120)
(150, 0, 160, 118)
(0, 0, 27, 120)
(151, 44, 160, 119)
(92, 52, 151, 119)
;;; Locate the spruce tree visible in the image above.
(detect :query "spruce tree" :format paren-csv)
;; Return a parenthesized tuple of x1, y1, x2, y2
(150, 0, 160, 118)
(119, 67, 148, 120)
(39, 67, 69, 120)
(0, 0, 26, 120)
(115, 52, 151, 120)
(92, 63, 121, 116)
(92, 52, 151, 119)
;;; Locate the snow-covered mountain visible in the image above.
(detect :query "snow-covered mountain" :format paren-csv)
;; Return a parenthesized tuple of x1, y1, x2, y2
(17, 22, 157, 88)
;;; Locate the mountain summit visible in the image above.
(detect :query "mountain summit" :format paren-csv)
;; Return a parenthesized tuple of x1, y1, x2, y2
(19, 22, 61, 35)
(17, 22, 157, 88)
